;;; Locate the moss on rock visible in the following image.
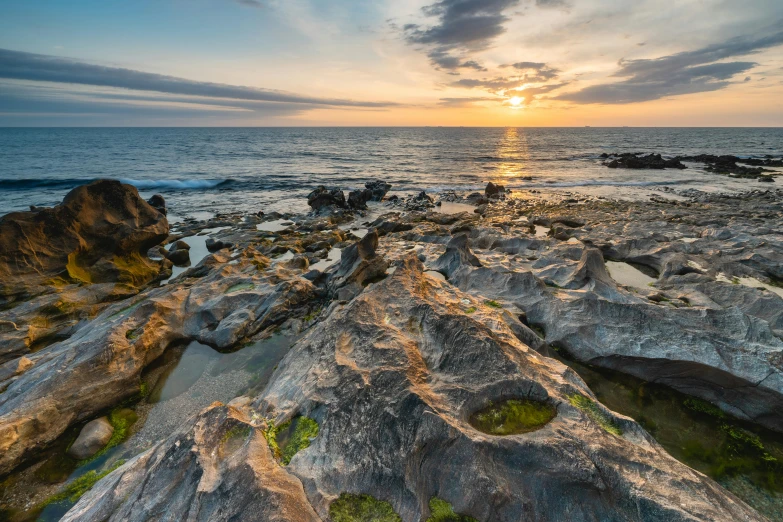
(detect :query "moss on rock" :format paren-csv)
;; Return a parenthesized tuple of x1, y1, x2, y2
(567, 394, 623, 436)
(470, 398, 556, 435)
(426, 497, 478, 522)
(329, 493, 401, 522)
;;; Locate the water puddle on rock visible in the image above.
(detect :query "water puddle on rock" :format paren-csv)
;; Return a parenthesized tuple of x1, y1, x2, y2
(551, 349, 783, 521)
(310, 247, 342, 272)
(424, 270, 446, 282)
(717, 274, 783, 299)
(469, 399, 556, 435)
(0, 335, 296, 522)
(161, 227, 231, 284)
(534, 225, 549, 237)
(437, 202, 476, 215)
(606, 261, 657, 290)
(256, 219, 292, 232)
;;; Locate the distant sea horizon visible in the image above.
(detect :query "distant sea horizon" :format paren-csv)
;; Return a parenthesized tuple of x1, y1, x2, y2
(1, 126, 781, 219)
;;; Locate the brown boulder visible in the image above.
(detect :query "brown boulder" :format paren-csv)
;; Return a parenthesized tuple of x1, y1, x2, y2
(0, 179, 169, 302)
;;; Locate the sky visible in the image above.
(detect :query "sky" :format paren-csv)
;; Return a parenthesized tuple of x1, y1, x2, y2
(0, 0, 782, 126)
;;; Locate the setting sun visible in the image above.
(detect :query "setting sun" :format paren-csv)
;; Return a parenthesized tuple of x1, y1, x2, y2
(509, 96, 523, 107)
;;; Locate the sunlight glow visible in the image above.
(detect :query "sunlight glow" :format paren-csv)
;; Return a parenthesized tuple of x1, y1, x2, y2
(509, 96, 523, 108)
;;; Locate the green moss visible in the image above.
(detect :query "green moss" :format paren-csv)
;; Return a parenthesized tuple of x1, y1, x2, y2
(303, 307, 322, 322)
(567, 394, 623, 436)
(139, 382, 150, 398)
(683, 398, 725, 419)
(265, 416, 319, 465)
(79, 408, 137, 465)
(125, 329, 140, 340)
(470, 398, 556, 436)
(42, 459, 125, 506)
(426, 498, 478, 522)
(329, 493, 401, 522)
(483, 300, 502, 309)
(464, 307, 477, 314)
(225, 282, 255, 294)
(722, 424, 764, 451)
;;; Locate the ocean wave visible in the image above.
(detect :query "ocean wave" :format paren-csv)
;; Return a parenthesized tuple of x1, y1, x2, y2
(0, 177, 233, 192)
(119, 178, 231, 190)
(0, 178, 93, 190)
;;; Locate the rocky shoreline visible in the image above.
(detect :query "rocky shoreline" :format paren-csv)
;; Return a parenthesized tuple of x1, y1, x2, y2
(1, 179, 783, 521)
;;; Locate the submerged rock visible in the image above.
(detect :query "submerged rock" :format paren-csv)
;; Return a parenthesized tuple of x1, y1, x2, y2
(0, 179, 169, 302)
(68, 417, 114, 460)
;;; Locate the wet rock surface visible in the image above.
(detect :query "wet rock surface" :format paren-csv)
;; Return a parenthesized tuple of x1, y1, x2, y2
(2, 183, 783, 521)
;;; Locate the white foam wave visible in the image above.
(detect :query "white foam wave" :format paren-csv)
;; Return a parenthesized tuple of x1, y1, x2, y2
(120, 178, 226, 190)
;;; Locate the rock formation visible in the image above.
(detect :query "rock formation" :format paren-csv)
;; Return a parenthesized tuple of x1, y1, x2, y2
(0, 179, 169, 302)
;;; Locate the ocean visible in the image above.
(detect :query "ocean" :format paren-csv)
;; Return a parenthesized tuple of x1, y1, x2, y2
(1, 127, 781, 219)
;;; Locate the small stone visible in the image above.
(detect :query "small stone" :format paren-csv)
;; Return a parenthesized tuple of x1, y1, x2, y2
(68, 417, 114, 460)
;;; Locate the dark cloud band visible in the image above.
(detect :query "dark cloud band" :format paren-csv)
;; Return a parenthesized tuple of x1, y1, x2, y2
(0, 48, 396, 108)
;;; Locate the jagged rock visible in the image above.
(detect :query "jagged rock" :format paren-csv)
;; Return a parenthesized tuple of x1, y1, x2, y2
(65, 257, 762, 521)
(307, 186, 346, 211)
(147, 194, 167, 216)
(347, 188, 372, 210)
(431, 234, 482, 279)
(365, 180, 392, 201)
(604, 153, 686, 170)
(61, 403, 320, 522)
(0, 179, 169, 301)
(564, 248, 614, 289)
(67, 417, 114, 460)
(327, 229, 388, 296)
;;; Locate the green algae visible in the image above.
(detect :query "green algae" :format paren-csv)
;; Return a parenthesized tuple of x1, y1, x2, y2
(265, 416, 319, 465)
(426, 498, 478, 522)
(552, 350, 783, 519)
(464, 307, 477, 314)
(225, 282, 255, 294)
(41, 459, 125, 507)
(567, 393, 623, 436)
(483, 300, 502, 309)
(470, 398, 556, 436)
(329, 493, 401, 522)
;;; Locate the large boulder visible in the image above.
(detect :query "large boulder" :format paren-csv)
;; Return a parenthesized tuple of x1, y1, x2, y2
(347, 189, 372, 210)
(0, 179, 169, 302)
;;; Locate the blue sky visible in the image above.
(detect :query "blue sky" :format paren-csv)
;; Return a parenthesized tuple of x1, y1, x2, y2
(1, 0, 782, 126)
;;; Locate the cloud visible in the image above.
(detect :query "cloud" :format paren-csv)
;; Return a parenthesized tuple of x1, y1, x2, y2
(428, 49, 487, 72)
(500, 61, 560, 81)
(0, 48, 396, 108)
(437, 96, 498, 107)
(403, 0, 520, 71)
(536, 0, 570, 8)
(506, 82, 568, 102)
(558, 29, 783, 104)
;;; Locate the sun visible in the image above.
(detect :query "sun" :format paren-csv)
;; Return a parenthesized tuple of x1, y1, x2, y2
(508, 96, 523, 108)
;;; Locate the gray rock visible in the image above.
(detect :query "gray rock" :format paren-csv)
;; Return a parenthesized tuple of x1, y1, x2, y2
(431, 234, 481, 279)
(67, 417, 113, 460)
(307, 186, 346, 211)
(365, 180, 392, 201)
(165, 248, 190, 266)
